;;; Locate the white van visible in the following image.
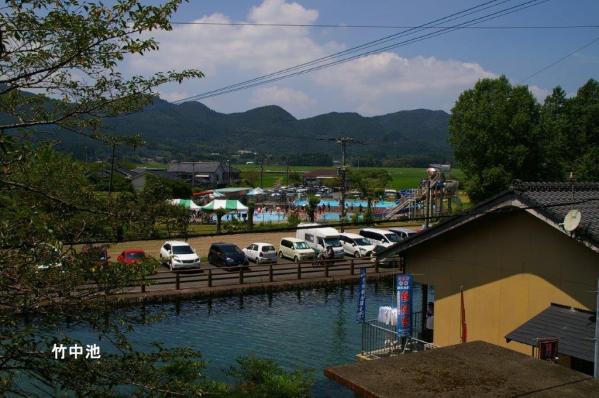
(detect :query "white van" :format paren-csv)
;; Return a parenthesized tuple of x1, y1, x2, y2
(359, 228, 401, 248)
(296, 223, 345, 259)
(339, 232, 377, 258)
(279, 237, 315, 263)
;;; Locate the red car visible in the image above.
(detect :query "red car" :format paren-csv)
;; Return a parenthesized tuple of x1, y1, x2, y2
(116, 249, 146, 265)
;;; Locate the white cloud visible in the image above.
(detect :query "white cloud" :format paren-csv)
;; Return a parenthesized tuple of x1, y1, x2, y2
(312, 52, 497, 115)
(128, 0, 339, 77)
(528, 85, 551, 102)
(249, 85, 315, 112)
(123, 0, 549, 117)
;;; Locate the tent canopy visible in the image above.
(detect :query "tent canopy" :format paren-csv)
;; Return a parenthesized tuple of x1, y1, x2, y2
(201, 199, 248, 211)
(247, 187, 265, 196)
(168, 199, 201, 210)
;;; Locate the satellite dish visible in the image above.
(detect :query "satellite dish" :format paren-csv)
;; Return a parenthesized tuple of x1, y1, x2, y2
(563, 209, 582, 232)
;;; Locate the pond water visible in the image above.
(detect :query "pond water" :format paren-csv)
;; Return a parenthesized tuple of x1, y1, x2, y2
(58, 281, 432, 397)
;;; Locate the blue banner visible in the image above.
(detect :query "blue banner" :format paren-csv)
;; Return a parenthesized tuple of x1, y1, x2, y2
(396, 274, 414, 337)
(356, 267, 367, 322)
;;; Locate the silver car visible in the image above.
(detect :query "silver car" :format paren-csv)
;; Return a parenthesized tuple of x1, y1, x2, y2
(243, 242, 278, 264)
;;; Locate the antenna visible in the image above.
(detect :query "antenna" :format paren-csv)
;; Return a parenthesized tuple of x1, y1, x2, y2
(563, 209, 582, 232)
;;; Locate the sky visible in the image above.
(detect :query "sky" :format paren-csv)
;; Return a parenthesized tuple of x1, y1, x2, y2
(123, 0, 599, 118)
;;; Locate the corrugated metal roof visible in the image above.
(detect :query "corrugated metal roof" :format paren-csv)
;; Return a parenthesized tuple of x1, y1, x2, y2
(505, 303, 596, 362)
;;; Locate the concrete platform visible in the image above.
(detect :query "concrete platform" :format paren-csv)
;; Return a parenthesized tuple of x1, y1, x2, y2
(324, 341, 599, 397)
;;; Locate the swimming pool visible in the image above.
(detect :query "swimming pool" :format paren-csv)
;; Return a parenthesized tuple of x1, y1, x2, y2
(54, 281, 432, 397)
(294, 199, 397, 209)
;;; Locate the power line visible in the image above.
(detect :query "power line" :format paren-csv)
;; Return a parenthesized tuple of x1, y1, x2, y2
(173, 0, 548, 103)
(171, 21, 599, 30)
(172, 0, 511, 103)
(519, 36, 599, 83)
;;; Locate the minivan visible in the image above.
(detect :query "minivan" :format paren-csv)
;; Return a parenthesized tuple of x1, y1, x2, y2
(279, 238, 315, 263)
(339, 232, 377, 258)
(359, 228, 401, 248)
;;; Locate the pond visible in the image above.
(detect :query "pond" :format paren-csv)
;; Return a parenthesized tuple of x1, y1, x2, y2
(59, 281, 431, 397)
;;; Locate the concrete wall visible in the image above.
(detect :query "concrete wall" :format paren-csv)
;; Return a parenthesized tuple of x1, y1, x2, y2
(405, 211, 598, 354)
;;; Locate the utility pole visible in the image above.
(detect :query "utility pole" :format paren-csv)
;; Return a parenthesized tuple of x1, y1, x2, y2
(333, 136, 362, 232)
(286, 158, 289, 186)
(108, 141, 116, 197)
(226, 159, 231, 186)
(594, 277, 599, 379)
(425, 179, 431, 229)
(260, 157, 264, 188)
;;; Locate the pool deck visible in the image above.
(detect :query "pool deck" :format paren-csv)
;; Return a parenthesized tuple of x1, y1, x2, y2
(113, 268, 397, 305)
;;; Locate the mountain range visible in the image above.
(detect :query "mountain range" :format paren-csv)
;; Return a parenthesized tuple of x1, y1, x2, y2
(33, 98, 453, 166)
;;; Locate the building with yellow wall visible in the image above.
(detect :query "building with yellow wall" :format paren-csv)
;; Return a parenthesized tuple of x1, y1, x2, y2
(382, 182, 599, 372)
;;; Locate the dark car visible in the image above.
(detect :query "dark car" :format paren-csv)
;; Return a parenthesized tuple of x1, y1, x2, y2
(81, 244, 110, 262)
(208, 243, 249, 270)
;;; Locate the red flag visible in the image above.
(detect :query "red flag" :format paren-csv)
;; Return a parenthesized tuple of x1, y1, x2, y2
(460, 287, 467, 343)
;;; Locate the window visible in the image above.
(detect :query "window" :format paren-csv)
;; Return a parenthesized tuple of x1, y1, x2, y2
(263, 245, 275, 252)
(281, 240, 289, 248)
(385, 233, 400, 243)
(172, 245, 193, 255)
(305, 234, 314, 243)
(294, 242, 310, 250)
(127, 252, 145, 259)
(164, 244, 171, 251)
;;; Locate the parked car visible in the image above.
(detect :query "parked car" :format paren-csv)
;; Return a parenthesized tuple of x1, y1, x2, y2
(370, 245, 398, 267)
(35, 243, 64, 271)
(81, 244, 110, 262)
(295, 224, 344, 259)
(279, 237, 316, 263)
(208, 243, 249, 269)
(339, 232, 377, 257)
(243, 242, 278, 264)
(159, 241, 201, 271)
(359, 228, 401, 248)
(116, 249, 146, 265)
(388, 227, 419, 241)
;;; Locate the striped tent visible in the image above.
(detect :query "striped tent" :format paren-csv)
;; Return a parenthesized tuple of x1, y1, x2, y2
(200, 199, 248, 211)
(168, 199, 202, 210)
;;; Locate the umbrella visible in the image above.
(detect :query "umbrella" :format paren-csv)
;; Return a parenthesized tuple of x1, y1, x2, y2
(201, 199, 248, 211)
(168, 199, 202, 210)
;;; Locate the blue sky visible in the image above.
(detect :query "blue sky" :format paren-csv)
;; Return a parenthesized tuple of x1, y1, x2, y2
(126, 0, 599, 117)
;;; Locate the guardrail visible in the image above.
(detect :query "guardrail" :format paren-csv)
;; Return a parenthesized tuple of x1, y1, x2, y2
(87, 256, 403, 296)
(360, 315, 437, 360)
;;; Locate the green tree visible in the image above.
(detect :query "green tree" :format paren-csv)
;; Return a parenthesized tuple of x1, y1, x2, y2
(555, 79, 599, 179)
(449, 76, 542, 202)
(306, 195, 321, 222)
(223, 355, 314, 398)
(349, 169, 391, 212)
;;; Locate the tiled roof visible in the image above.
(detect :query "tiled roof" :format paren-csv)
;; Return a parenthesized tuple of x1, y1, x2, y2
(505, 303, 596, 362)
(514, 182, 599, 245)
(379, 181, 599, 257)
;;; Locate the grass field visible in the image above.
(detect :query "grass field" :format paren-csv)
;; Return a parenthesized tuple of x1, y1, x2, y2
(235, 164, 463, 190)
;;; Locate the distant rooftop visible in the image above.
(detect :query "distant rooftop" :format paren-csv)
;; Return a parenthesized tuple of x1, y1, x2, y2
(506, 303, 596, 363)
(380, 181, 599, 257)
(325, 341, 599, 397)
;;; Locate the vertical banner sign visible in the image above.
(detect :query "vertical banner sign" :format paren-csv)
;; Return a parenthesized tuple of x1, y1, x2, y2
(396, 274, 414, 337)
(356, 268, 367, 322)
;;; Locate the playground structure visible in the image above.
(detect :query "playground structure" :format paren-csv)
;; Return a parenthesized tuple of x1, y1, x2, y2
(383, 166, 459, 222)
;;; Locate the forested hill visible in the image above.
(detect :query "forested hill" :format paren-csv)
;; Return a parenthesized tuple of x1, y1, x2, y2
(46, 98, 452, 166)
